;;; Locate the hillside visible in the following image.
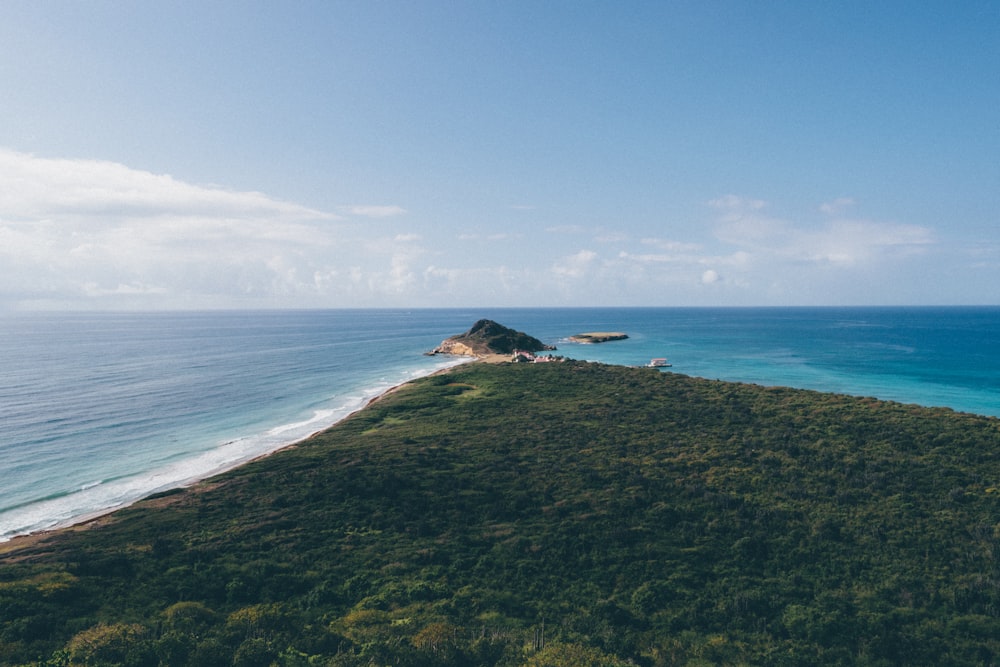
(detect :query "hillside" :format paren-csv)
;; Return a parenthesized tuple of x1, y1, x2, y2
(3, 362, 1000, 666)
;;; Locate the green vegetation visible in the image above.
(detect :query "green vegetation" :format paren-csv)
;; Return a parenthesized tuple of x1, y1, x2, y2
(3, 361, 1000, 666)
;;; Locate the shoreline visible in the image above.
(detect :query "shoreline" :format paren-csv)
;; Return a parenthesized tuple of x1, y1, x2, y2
(6, 350, 1000, 663)
(6, 334, 992, 555)
(0, 356, 475, 554)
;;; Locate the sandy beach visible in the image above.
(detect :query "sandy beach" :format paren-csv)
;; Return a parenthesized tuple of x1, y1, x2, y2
(0, 356, 490, 557)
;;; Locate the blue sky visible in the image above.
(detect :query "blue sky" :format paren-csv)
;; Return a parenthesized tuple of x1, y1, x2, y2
(1, 1, 997, 309)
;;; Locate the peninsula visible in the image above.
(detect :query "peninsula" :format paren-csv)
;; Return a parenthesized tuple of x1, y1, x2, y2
(5, 362, 1000, 665)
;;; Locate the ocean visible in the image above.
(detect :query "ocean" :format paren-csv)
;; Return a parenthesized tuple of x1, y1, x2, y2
(1, 307, 998, 542)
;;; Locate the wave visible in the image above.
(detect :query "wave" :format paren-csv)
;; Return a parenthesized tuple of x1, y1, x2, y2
(0, 355, 468, 543)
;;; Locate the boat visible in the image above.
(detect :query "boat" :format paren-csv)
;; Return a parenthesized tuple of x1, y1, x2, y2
(646, 358, 672, 368)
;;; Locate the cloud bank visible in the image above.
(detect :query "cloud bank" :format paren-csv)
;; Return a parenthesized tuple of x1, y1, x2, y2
(0, 150, 952, 308)
(532, 194, 937, 305)
(710, 195, 932, 266)
(0, 150, 411, 308)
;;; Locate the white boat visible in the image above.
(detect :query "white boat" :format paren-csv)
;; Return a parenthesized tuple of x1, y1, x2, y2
(646, 358, 672, 368)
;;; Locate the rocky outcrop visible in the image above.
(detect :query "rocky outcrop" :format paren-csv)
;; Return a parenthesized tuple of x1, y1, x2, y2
(428, 319, 555, 358)
(568, 332, 629, 343)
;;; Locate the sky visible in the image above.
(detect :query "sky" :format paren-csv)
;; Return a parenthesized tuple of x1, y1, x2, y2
(0, 1, 997, 309)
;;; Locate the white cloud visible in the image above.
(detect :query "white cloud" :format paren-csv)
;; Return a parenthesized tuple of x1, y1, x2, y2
(819, 197, 856, 215)
(612, 248, 746, 290)
(0, 149, 330, 222)
(340, 205, 408, 218)
(803, 220, 932, 264)
(709, 194, 767, 217)
(82, 282, 169, 297)
(545, 224, 587, 234)
(561, 195, 942, 305)
(0, 148, 956, 308)
(714, 216, 788, 244)
(596, 231, 630, 243)
(421, 264, 531, 305)
(711, 195, 932, 266)
(551, 249, 598, 279)
(454, 231, 521, 242)
(617, 251, 675, 264)
(641, 237, 702, 252)
(689, 194, 945, 304)
(0, 149, 360, 307)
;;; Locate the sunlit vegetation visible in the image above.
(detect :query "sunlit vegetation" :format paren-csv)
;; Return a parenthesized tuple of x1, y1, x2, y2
(3, 361, 1000, 665)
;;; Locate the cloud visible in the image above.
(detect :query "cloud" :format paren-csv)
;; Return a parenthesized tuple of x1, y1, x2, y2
(711, 195, 932, 266)
(596, 231, 630, 243)
(617, 251, 675, 264)
(0, 149, 330, 222)
(340, 205, 408, 218)
(551, 249, 598, 279)
(709, 194, 767, 218)
(82, 282, 169, 297)
(565, 195, 940, 305)
(688, 194, 947, 304)
(454, 231, 522, 242)
(819, 197, 856, 215)
(613, 247, 747, 288)
(0, 148, 957, 308)
(420, 264, 534, 305)
(0, 149, 351, 307)
(641, 237, 702, 252)
(547, 225, 630, 244)
(545, 224, 587, 234)
(814, 220, 932, 263)
(614, 238, 713, 268)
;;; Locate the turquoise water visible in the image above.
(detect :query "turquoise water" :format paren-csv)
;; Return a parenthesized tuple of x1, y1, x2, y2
(526, 307, 1000, 417)
(1, 307, 997, 541)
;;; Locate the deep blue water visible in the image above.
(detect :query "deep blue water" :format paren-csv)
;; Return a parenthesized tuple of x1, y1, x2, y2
(1, 307, 997, 541)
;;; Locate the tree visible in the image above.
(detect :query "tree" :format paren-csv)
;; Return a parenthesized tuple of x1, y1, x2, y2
(64, 623, 154, 667)
(524, 641, 636, 667)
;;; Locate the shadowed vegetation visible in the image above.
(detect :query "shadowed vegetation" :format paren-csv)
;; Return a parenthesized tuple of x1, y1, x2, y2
(2, 361, 1000, 665)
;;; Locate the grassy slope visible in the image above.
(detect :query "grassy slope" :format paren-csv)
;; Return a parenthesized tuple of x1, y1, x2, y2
(3, 361, 1000, 666)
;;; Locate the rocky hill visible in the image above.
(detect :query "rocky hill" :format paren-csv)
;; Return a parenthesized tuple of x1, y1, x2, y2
(428, 319, 555, 357)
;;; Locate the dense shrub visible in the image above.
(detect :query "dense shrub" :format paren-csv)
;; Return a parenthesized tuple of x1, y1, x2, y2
(3, 361, 1000, 665)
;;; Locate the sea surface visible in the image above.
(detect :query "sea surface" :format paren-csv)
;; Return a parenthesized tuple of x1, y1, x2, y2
(1, 307, 998, 542)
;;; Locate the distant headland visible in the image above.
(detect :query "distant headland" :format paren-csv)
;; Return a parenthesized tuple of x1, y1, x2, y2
(427, 319, 556, 358)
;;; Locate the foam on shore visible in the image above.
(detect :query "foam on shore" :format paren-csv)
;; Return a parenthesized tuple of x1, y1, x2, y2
(0, 356, 469, 543)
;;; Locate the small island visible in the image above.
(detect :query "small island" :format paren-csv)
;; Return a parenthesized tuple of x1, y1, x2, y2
(427, 319, 556, 358)
(568, 331, 628, 344)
